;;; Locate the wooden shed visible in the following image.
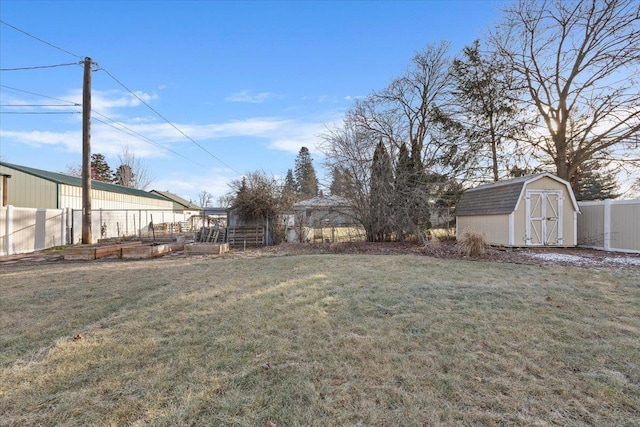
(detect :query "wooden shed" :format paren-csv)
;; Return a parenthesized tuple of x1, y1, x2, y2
(456, 173, 579, 247)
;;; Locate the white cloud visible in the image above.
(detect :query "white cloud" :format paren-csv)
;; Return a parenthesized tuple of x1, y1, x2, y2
(0, 129, 81, 151)
(225, 90, 276, 104)
(152, 169, 239, 203)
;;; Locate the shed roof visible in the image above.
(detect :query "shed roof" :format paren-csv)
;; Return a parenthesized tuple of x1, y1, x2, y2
(456, 173, 578, 216)
(294, 194, 351, 209)
(0, 161, 167, 201)
(151, 190, 202, 210)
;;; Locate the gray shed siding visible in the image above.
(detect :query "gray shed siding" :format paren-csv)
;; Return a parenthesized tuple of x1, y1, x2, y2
(0, 165, 58, 208)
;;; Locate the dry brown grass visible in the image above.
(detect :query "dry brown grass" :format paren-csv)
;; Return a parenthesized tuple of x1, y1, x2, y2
(457, 230, 487, 257)
(1, 254, 639, 426)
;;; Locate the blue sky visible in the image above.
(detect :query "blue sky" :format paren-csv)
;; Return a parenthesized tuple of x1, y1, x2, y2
(0, 0, 505, 203)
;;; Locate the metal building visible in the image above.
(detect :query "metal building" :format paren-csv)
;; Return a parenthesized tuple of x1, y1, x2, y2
(0, 161, 173, 210)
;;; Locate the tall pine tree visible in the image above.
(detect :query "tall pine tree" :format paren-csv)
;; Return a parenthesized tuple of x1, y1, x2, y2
(393, 143, 412, 241)
(329, 166, 350, 196)
(91, 154, 113, 182)
(281, 169, 298, 210)
(571, 161, 620, 201)
(369, 140, 394, 242)
(294, 147, 319, 199)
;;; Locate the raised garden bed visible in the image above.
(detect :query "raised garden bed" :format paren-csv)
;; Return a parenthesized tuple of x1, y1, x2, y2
(121, 242, 185, 260)
(64, 241, 143, 261)
(184, 243, 229, 255)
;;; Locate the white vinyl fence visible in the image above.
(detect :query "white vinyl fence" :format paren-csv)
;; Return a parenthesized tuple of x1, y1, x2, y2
(0, 206, 200, 256)
(577, 199, 640, 254)
(0, 206, 68, 256)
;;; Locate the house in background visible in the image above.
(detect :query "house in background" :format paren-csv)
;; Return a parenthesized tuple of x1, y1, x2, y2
(293, 193, 354, 228)
(456, 173, 580, 247)
(288, 193, 356, 242)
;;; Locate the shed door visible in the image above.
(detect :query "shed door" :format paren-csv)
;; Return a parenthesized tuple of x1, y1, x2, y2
(525, 190, 564, 245)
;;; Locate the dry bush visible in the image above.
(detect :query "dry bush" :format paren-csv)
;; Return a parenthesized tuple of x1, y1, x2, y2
(457, 230, 487, 257)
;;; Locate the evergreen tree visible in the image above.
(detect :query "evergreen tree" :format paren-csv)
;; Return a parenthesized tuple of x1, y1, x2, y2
(450, 40, 523, 182)
(329, 166, 350, 197)
(408, 151, 432, 233)
(283, 169, 297, 195)
(393, 143, 412, 241)
(294, 147, 319, 199)
(571, 161, 620, 201)
(369, 140, 394, 242)
(281, 169, 298, 210)
(91, 153, 113, 182)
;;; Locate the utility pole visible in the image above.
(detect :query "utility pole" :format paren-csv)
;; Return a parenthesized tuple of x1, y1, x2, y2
(81, 57, 92, 244)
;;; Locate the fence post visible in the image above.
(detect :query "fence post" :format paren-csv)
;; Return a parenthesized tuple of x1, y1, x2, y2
(603, 199, 611, 251)
(65, 208, 71, 245)
(60, 208, 65, 247)
(4, 205, 12, 256)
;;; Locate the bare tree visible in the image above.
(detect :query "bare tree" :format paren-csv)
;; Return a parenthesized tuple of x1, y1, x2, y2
(321, 118, 378, 236)
(114, 146, 153, 189)
(322, 43, 462, 240)
(217, 194, 234, 208)
(64, 164, 82, 177)
(491, 0, 640, 185)
(198, 190, 213, 208)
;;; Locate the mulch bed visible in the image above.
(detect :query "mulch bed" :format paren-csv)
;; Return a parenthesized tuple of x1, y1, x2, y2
(2, 240, 638, 268)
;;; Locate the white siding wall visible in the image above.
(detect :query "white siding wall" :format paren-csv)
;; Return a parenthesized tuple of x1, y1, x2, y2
(59, 185, 174, 210)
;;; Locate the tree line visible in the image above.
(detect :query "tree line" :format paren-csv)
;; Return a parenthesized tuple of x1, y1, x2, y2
(322, 0, 638, 241)
(222, 0, 638, 243)
(65, 148, 153, 190)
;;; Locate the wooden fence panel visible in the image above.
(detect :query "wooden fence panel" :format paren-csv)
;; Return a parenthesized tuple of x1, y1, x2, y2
(227, 227, 264, 246)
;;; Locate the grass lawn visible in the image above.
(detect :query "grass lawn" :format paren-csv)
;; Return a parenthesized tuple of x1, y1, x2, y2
(1, 254, 638, 426)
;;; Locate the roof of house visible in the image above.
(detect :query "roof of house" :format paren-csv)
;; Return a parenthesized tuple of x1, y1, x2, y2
(0, 161, 168, 201)
(294, 194, 351, 209)
(456, 173, 578, 216)
(151, 190, 202, 210)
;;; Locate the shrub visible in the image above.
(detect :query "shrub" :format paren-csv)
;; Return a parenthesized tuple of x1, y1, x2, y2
(457, 231, 487, 257)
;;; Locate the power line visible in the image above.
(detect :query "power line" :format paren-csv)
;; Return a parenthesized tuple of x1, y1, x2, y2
(0, 84, 81, 105)
(0, 104, 76, 107)
(98, 66, 242, 175)
(0, 111, 80, 115)
(0, 20, 84, 60)
(0, 62, 80, 71)
(92, 111, 210, 170)
(0, 84, 211, 171)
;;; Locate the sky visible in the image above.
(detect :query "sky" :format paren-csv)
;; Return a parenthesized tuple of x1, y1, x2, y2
(0, 0, 506, 204)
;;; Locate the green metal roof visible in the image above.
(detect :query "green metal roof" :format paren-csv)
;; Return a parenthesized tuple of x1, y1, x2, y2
(0, 161, 168, 201)
(151, 190, 202, 210)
